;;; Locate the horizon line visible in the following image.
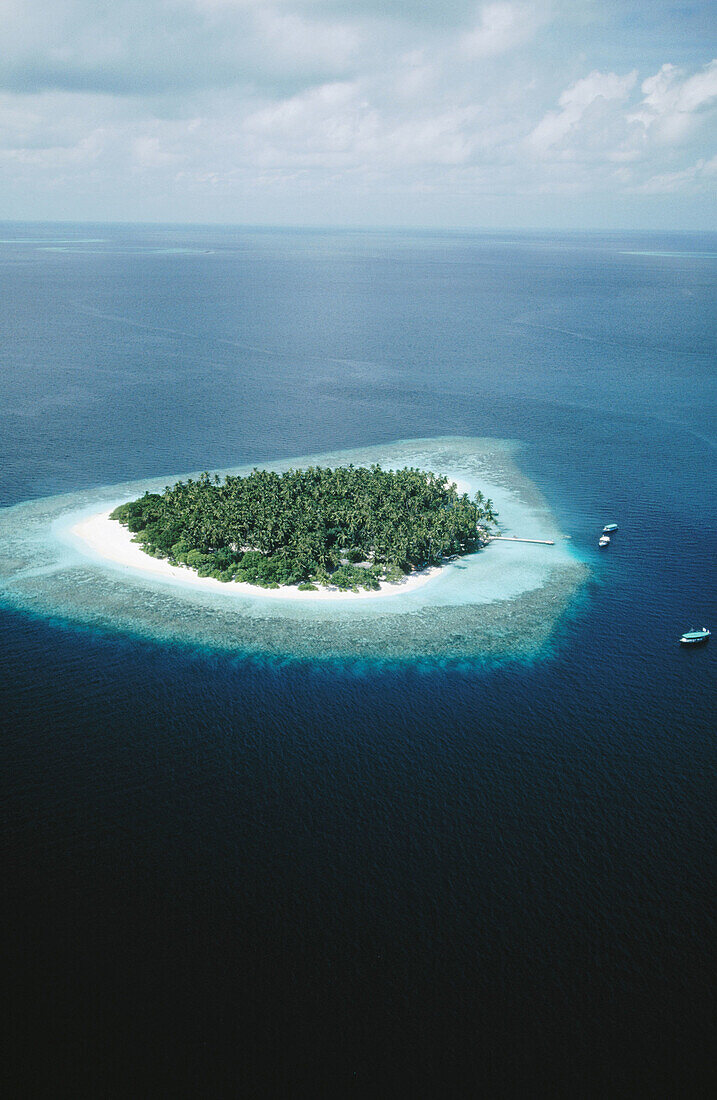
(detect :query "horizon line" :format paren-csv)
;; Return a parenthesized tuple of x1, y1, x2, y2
(0, 218, 715, 235)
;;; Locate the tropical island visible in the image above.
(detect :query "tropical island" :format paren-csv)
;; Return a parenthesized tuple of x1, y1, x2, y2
(109, 465, 498, 592)
(2, 436, 584, 655)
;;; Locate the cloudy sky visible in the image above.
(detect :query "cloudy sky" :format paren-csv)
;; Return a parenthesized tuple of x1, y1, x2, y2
(1, 0, 715, 227)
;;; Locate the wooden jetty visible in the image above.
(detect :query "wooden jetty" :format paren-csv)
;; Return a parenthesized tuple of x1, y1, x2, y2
(489, 535, 555, 545)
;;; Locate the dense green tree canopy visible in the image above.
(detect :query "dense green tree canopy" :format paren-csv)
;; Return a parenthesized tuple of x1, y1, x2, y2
(111, 465, 497, 591)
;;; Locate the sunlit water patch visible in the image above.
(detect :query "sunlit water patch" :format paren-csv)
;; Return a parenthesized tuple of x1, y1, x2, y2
(619, 250, 717, 259)
(0, 437, 586, 662)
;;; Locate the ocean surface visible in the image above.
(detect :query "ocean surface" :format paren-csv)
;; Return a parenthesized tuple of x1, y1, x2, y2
(1, 223, 715, 1096)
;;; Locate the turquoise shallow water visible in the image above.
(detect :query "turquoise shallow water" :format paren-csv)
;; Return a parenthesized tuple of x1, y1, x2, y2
(1, 224, 714, 1096)
(1, 436, 586, 660)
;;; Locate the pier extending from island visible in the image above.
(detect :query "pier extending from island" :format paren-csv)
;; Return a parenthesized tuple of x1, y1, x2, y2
(490, 536, 555, 545)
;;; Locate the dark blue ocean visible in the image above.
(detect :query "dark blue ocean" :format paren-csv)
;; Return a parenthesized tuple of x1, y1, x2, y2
(2, 224, 715, 1096)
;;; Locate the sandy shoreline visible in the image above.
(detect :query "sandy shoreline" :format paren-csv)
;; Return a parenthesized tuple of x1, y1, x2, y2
(70, 511, 450, 601)
(1, 439, 583, 658)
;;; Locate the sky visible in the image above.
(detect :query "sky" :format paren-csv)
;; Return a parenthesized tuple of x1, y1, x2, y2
(1, 0, 715, 228)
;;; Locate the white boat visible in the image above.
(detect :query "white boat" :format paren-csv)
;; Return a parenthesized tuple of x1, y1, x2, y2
(598, 534, 610, 547)
(680, 628, 710, 645)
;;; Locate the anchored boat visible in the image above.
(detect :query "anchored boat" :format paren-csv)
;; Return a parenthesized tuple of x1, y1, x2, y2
(602, 523, 618, 534)
(680, 628, 710, 645)
(598, 534, 610, 548)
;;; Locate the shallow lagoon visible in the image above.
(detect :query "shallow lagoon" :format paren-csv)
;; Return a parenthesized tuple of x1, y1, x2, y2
(0, 436, 585, 662)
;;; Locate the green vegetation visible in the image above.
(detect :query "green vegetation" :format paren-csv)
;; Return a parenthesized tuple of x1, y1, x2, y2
(110, 465, 497, 591)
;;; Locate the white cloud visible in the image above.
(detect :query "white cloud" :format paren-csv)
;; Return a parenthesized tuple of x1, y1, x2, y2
(521, 58, 717, 204)
(243, 83, 376, 166)
(0, 126, 107, 171)
(461, 2, 548, 58)
(633, 154, 717, 194)
(628, 59, 717, 144)
(251, 7, 361, 73)
(132, 135, 184, 169)
(0, 0, 364, 96)
(392, 52, 438, 102)
(243, 81, 476, 169)
(528, 70, 637, 153)
(0, 3, 714, 223)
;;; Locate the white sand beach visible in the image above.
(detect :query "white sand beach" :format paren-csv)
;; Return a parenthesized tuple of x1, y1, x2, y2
(2, 442, 582, 657)
(70, 510, 449, 601)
